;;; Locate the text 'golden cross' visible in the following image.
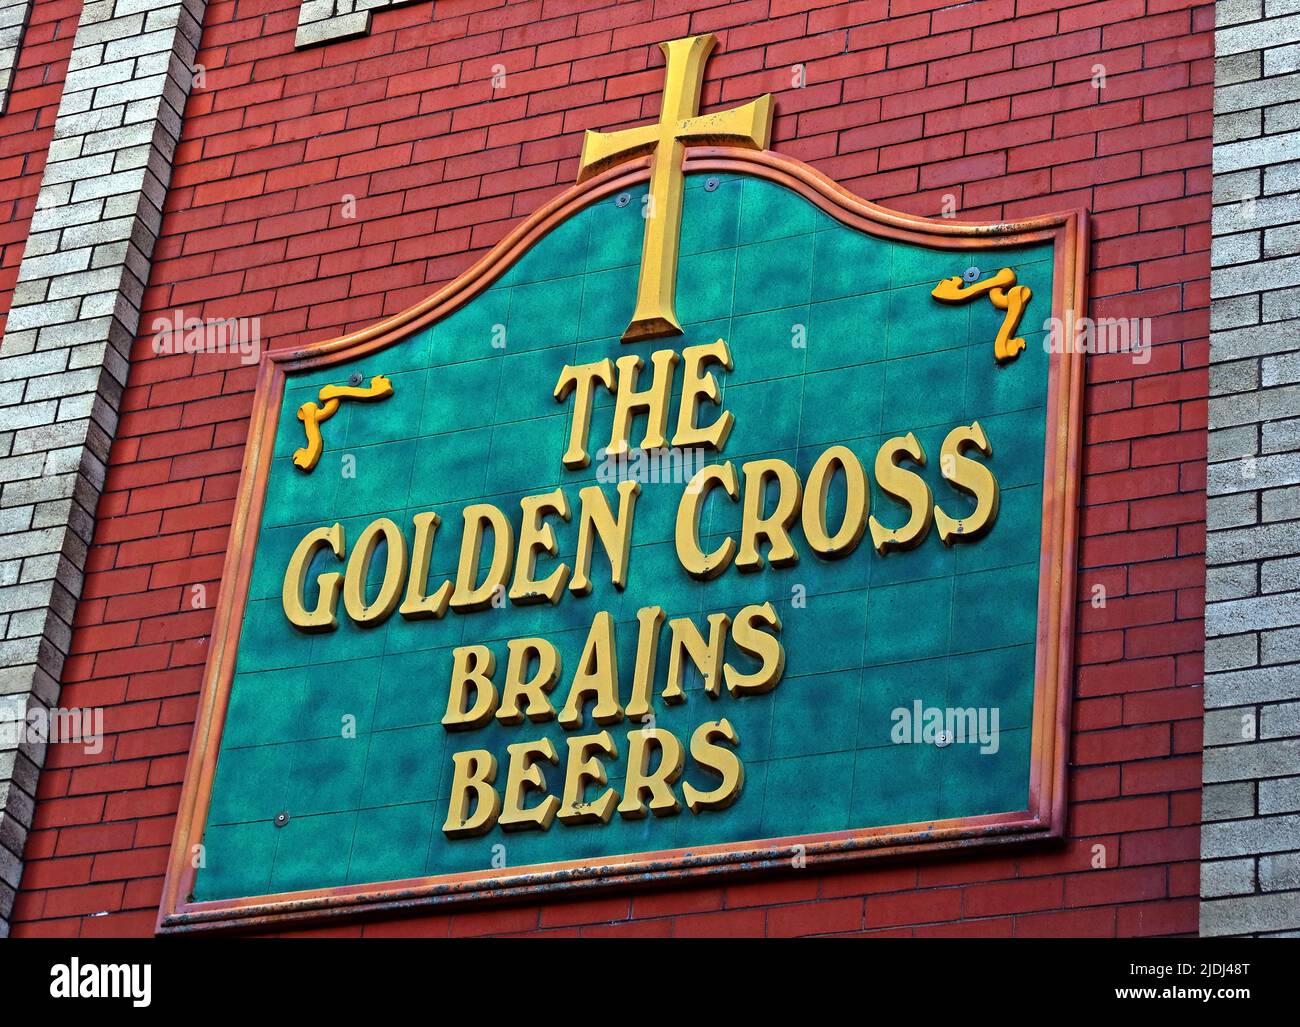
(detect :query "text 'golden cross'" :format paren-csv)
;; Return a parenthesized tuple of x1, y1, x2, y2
(577, 34, 774, 343)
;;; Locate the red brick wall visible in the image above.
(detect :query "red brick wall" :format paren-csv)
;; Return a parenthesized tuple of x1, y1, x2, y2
(10, 0, 1212, 937)
(0, 0, 80, 328)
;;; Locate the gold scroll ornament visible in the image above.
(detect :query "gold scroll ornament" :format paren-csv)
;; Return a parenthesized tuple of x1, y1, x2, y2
(292, 375, 394, 472)
(931, 267, 1032, 364)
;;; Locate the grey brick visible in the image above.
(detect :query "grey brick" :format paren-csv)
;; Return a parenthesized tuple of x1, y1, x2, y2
(1264, 222, 1300, 261)
(1267, 41, 1300, 76)
(1206, 520, 1300, 563)
(1213, 168, 1260, 205)
(1263, 350, 1300, 385)
(295, 11, 370, 49)
(1206, 632, 1261, 672)
(1210, 356, 1261, 397)
(1263, 484, 1300, 521)
(1214, 109, 1262, 146)
(1202, 891, 1300, 935)
(1213, 193, 1300, 235)
(1203, 810, 1300, 855)
(1262, 558, 1300, 595)
(1211, 291, 1260, 331)
(1204, 741, 1300, 784)
(1205, 705, 1259, 744)
(1206, 664, 1300, 706)
(1202, 857, 1257, 897)
(1205, 781, 1258, 821)
(1261, 775, 1300, 814)
(1212, 227, 1262, 264)
(1218, 49, 1264, 85)
(22, 368, 103, 403)
(1260, 851, 1300, 890)
(104, 25, 189, 63)
(1207, 451, 1300, 496)
(4, 298, 80, 334)
(1265, 100, 1300, 133)
(1262, 699, 1300, 738)
(61, 56, 137, 95)
(14, 247, 93, 282)
(1215, 72, 1300, 115)
(0, 401, 57, 434)
(1261, 624, 1300, 663)
(1209, 319, 1300, 361)
(1208, 425, 1260, 464)
(1263, 417, 1300, 454)
(1218, 0, 1264, 27)
(1206, 562, 1258, 601)
(1264, 160, 1300, 194)
(1213, 254, 1300, 298)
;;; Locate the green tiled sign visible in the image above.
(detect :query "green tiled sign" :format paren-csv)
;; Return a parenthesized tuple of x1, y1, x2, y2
(191, 171, 1065, 905)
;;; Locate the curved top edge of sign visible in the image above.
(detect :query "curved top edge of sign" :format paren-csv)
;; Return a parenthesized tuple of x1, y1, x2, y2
(268, 145, 1088, 375)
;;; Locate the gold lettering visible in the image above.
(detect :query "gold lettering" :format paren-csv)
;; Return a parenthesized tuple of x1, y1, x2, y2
(571, 480, 640, 594)
(802, 445, 868, 558)
(442, 750, 500, 837)
(497, 637, 559, 724)
(442, 645, 498, 730)
(281, 522, 345, 632)
(736, 458, 802, 571)
(618, 728, 684, 819)
(399, 511, 452, 619)
(499, 738, 561, 831)
(625, 604, 666, 722)
(554, 359, 616, 468)
(557, 731, 619, 825)
(450, 503, 514, 611)
(934, 421, 1000, 544)
(868, 432, 933, 554)
(342, 517, 408, 625)
(675, 461, 738, 579)
(558, 610, 623, 729)
(682, 719, 744, 813)
(608, 350, 678, 456)
(724, 602, 785, 696)
(672, 338, 733, 450)
(665, 612, 730, 701)
(509, 488, 571, 605)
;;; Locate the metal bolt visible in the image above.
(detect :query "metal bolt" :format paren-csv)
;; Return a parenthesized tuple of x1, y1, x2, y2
(962, 265, 981, 283)
(274, 811, 290, 828)
(704, 177, 720, 192)
(615, 192, 632, 208)
(348, 372, 364, 387)
(935, 731, 953, 748)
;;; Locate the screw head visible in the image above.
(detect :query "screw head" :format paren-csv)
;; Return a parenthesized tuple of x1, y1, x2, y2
(348, 372, 364, 387)
(274, 811, 290, 828)
(615, 192, 632, 208)
(935, 731, 953, 748)
(962, 265, 981, 283)
(704, 177, 721, 192)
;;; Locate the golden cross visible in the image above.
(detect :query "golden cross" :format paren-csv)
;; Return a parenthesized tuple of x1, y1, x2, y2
(577, 34, 774, 343)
